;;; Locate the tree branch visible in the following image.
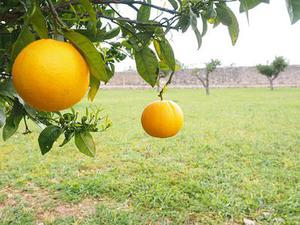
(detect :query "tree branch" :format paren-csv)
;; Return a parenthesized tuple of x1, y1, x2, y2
(97, 13, 178, 29)
(196, 75, 206, 87)
(55, 0, 177, 15)
(192, 70, 206, 87)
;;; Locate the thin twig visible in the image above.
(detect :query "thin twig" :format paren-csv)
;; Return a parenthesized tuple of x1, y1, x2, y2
(158, 71, 175, 100)
(46, 0, 68, 29)
(128, 3, 139, 11)
(107, 4, 123, 18)
(23, 116, 32, 134)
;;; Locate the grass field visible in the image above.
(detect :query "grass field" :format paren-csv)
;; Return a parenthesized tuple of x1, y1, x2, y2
(0, 88, 299, 225)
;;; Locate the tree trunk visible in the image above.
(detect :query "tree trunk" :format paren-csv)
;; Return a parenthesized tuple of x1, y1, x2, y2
(205, 87, 209, 95)
(205, 73, 210, 95)
(269, 79, 274, 91)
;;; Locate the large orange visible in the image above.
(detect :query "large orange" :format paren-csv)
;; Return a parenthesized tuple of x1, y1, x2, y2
(12, 39, 89, 112)
(141, 100, 184, 138)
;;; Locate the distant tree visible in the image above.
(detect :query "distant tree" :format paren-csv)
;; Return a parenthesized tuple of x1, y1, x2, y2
(256, 57, 288, 90)
(194, 59, 221, 95)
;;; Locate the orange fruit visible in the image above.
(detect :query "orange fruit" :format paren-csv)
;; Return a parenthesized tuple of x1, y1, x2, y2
(12, 39, 89, 112)
(141, 100, 184, 138)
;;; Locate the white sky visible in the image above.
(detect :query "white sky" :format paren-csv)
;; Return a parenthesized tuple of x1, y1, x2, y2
(116, 1, 300, 71)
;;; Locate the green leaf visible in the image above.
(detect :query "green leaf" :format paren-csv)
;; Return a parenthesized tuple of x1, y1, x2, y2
(0, 79, 17, 99)
(59, 131, 74, 147)
(11, 0, 47, 62)
(88, 64, 114, 101)
(2, 100, 25, 141)
(0, 109, 5, 128)
(154, 41, 162, 59)
(168, 0, 178, 10)
(80, 0, 97, 32)
(38, 125, 62, 155)
(134, 47, 159, 87)
(216, 4, 239, 45)
(190, 8, 202, 49)
(286, 0, 300, 24)
(159, 60, 170, 71)
(201, 15, 208, 36)
(128, 32, 153, 51)
(119, 22, 136, 37)
(64, 30, 110, 83)
(159, 61, 181, 72)
(227, 18, 239, 45)
(75, 132, 96, 157)
(176, 14, 191, 32)
(76, 27, 120, 42)
(239, 0, 250, 23)
(137, 1, 151, 22)
(101, 27, 120, 40)
(216, 4, 232, 26)
(11, 26, 35, 62)
(23, 104, 38, 118)
(88, 76, 100, 101)
(175, 63, 181, 72)
(240, 0, 269, 12)
(28, 0, 48, 39)
(154, 38, 175, 71)
(0, 32, 17, 50)
(214, 21, 221, 28)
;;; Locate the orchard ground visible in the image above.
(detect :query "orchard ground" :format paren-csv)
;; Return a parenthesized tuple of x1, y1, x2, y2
(0, 88, 299, 225)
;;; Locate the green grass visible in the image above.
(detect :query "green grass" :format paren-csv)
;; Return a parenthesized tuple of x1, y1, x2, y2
(0, 88, 300, 224)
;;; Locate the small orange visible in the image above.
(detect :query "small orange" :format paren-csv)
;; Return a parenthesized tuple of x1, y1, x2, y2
(12, 39, 89, 112)
(141, 100, 184, 138)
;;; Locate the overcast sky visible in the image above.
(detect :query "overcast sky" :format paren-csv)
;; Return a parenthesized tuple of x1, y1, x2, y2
(116, 1, 300, 71)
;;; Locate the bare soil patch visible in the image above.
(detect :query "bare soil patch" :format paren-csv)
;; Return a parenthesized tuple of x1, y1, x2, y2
(0, 183, 105, 222)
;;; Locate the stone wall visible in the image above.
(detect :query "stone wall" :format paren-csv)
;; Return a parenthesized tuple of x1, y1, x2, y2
(105, 65, 300, 88)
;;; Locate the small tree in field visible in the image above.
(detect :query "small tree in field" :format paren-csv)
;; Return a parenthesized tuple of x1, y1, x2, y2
(256, 57, 288, 90)
(194, 59, 221, 95)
